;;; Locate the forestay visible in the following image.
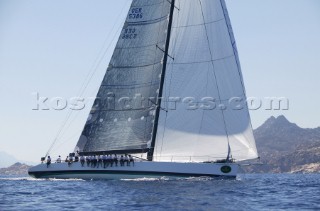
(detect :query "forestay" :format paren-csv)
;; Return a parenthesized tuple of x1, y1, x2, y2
(76, 0, 172, 154)
(154, 0, 258, 162)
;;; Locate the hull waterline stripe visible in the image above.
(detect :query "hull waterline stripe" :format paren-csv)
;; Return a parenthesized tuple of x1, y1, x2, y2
(28, 170, 235, 178)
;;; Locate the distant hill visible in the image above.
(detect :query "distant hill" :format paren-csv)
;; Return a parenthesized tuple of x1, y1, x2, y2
(0, 162, 31, 175)
(244, 115, 320, 173)
(0, 151, 37, 168)
(0, 151, 19, 168)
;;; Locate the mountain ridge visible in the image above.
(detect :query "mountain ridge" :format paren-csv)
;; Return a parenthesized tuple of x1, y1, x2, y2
(0, 162, 32, 175)
(246, 115, 320, 173)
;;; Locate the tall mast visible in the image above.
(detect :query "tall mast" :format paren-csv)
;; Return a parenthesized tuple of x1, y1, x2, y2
(147, 0, 176, 161)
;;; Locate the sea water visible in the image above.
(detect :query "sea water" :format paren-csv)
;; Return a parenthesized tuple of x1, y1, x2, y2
(0, 174, 319, 210)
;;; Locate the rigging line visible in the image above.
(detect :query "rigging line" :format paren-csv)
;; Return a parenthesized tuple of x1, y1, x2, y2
(45, 1, 131, 156)
(172, 18, 224, 29)
(166, 0, 180, 10)
(50, 129, 84, 155)
(149, 0, 176, 161)
(219, 0, 246, 98)
(198, 0, 232, 158)
(45, 110, 73, 157)
(75, 0, 131, 102)
(192, 0, 211, 156)
(53, 15, 125, 144)
(148, 0, 170, 150)
(150, 0, 168, 94)
(169, 54, 235, 65)
(152, 0, 168, 93)
(116, 41, 166, 50)
(51, 79, 102, 150)
(147, 0, 171, 115)
(156, 45, 174, 60)
(159, 0, 181, 158)
(148, 99, 168, 112)
(75, 11, 128, 102)
(55, 1, 131, 142)
(219, 0, 256, 152)
(55, 1, 130, 138)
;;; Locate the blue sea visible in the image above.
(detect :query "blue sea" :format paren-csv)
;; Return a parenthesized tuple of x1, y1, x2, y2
(0, 174, 319, 210)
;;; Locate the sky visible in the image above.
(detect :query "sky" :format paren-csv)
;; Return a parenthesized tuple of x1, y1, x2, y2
(0, 0, 319, 163)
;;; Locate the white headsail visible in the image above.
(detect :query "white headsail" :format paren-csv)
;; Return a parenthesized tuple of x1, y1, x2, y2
(154, 0, 258, 162)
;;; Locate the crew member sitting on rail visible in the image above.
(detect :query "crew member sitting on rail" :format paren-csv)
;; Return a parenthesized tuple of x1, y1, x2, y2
(68, 155, 73, 166)
(56, 155, 61, 163)
(90, 155, 94, 167)
(85, 156, 90, 167)
(97, 155, 102, 168)
(114, 154, 118, 167)
(111, 154, 115, 167)
(120, 155, 124, 166)
(102, 154, 107, 168)
(46, 156, 51, 168)
(92, 155, 97, 168)
(125, 155, 129, 166)
(129, 155, 134, 166)
(108, 154, 113, 167)
(74, 155, 79, 162)
(80, 155, 85, 167)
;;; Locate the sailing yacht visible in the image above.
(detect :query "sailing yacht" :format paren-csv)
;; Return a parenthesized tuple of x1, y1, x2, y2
(29, 0, 258, 179)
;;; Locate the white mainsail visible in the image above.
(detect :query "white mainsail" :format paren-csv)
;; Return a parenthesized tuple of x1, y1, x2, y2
(154, 0, 258, 162)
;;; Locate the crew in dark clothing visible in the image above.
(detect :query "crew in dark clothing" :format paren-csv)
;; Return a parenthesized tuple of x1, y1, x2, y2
(46, 156, 51, 168)
(90, 156, 94, 168)
(114, 154, 118, 167)
(68, 156, 73, 167)
(102, 154, 107, 168)
(110, 155, 114, 167)
(120, 155, 124, 166)
(125, 155, 129, 166)
(86, 156, 91, 167)
(90, 156, 94, 167)
(97, 155, 102, 168)
(92, 155, 97, 168)
(65, 156, 69, 163)
(80, 155, 85, 167)
(129, 155, 134, 166)
(106, 155, 110, 167)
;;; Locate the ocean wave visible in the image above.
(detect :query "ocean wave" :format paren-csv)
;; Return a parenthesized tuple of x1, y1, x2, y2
(121, 177, 170, 181)
(0, 177, 85, 182)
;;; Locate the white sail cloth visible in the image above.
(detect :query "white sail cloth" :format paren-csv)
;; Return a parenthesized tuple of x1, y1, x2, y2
(154, 0, 258, 162)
